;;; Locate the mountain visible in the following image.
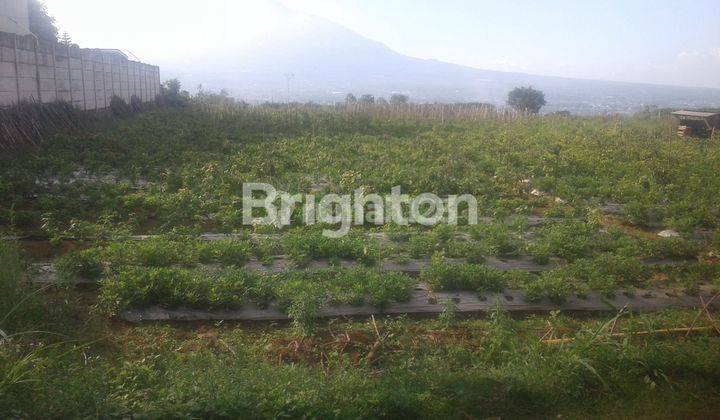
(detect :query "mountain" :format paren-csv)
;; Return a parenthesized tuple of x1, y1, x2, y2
(159, 5, 720, 115)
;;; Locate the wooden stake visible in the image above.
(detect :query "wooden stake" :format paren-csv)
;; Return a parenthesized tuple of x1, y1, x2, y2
(543, 327, 716, 346)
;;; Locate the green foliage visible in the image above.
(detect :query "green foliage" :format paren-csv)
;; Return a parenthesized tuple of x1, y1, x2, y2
(99, 266, 415, 327)
(471, 224, 523, 257)
(4, 107, 720, 236)
(159, 79, 190, 107)
(114, 237, 197, 267)
(421, 254, 506, 293)
(390, 94, 410, 105)
(5, 106, 720, 417)
(643, 237, 701, 260)
(535, 221, 596, 261)
(0, 243, 44, 332)
(525, 271, 573, 304)
(29, 0, 58, 42)
(282, 230, 379, 265)
(507, 86, 546, 114)
(405, 225, 463, 258)
(99, 267, 263, 314)
(196, 240, 252, 266)
(55, 247, 105, 280)
(109, 95, 133, 117)
(359, 94, 375, 104)
(526, 254, 651, 301)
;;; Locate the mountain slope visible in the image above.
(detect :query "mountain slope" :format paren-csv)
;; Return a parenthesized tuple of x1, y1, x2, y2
(160, 6, 720, 114)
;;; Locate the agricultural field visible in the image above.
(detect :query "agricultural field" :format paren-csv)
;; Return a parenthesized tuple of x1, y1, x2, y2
(2, 105, 720, 417)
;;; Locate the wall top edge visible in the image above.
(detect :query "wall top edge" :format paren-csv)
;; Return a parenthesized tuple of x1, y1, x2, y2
(0, 30, 158, 68)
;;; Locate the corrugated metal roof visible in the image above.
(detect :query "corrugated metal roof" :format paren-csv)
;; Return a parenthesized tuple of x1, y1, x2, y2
(672, 110, 719, 118)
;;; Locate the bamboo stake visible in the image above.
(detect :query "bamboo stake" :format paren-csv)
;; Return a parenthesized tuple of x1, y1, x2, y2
(542, 326, 716, 346)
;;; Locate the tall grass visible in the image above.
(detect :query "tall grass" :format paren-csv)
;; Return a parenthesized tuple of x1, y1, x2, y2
(0, 242, 46, 398)
(0, 242, 38, 332)
(193, 101, 530, 124)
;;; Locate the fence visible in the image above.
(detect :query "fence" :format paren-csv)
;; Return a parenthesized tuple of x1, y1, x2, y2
(0, 30, 160, 109)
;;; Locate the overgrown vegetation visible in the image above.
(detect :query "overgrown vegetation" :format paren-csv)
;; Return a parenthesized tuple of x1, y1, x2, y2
(2, 104, 720, 416)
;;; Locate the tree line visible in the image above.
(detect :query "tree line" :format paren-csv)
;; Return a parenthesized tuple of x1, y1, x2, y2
(345, 87, 547, 114)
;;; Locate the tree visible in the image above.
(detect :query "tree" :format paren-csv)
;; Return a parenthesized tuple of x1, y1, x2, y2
(507, 86, 546, 114)
(164, 79, 182, 97)
(345, 93, 357, 105)
(390, 94, 409, 105)
(60, 32, 72, 46)
(28, 0, 58, 42)
(359, 94, 375, 105)
(160, 78, 189, 107)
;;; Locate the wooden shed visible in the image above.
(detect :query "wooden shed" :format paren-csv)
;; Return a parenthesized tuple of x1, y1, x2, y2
(672, 110, 720, 138)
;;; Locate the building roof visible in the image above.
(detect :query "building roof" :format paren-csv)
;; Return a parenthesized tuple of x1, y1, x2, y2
(672, 110, 719, 118)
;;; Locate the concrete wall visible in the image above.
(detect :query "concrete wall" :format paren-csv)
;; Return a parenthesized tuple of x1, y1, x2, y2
(0, 31, 160, 109)
(0, 0, 30, 36)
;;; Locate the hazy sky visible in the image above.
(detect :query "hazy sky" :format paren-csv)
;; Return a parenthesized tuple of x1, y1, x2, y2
(46, 0, 720, 88)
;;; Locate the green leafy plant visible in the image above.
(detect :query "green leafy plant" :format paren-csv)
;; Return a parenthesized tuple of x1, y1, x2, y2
(421, 254, 505, 294)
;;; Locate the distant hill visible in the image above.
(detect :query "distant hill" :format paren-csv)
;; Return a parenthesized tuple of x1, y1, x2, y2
(159, 5, 720, 115)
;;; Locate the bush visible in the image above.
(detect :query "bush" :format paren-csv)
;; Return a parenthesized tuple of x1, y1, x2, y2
(535, 221, 595, 261)
(54, 247, 105, 281)
(643, 238, 701, 260)
(472, 224, 522, 258)
(158, 79, 190, 107)
(525, 271, 572, 304)
(109, 95, 132, 117)
(282, 231, 379, 265)
(99, 266, 416, 331)
(421, 254, 505, 293)
(130, 95, 144, 112)
(197, 240, 252, 266)
(569, 254, 649, 296)
(117, 237, 197, 267)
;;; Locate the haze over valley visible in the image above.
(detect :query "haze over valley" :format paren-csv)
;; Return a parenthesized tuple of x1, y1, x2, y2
(155, 3, 720, 114)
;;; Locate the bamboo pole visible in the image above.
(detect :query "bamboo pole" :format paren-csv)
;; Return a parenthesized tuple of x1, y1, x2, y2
(542, 326, 716, 346)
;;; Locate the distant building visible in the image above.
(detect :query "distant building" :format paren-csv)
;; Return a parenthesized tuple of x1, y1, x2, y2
(0, 0, 31, 36)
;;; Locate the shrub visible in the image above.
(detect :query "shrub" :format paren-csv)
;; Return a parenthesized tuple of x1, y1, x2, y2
(129, 95, 148, 112)
(196, 240, 252, 266)
(624, 201, 665, 228)
(643, 238, 701, 260)
(114, 237, 197, 267)
(109, 95, 132, 117)
(54, 247, 105, 280)
(525, 271, 572, 304)
(472, 224, 522, 257)
(528, 254, 650, 299)
(408, 234, 439, 258)
(421, 254, 505, 293)
(159, 78, 190, 107)
(528, 243, 551, 265)
(282, 231, 379, 265)
(100, 267, 260, 314)
(665, 263, 720, 292)
(535, 221, 595, 261)
(98, 266, 416, 331)
(364, 271, 416, 308)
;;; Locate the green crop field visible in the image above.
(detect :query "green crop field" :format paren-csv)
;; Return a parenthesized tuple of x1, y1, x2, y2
(2, 105, 720, 418)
